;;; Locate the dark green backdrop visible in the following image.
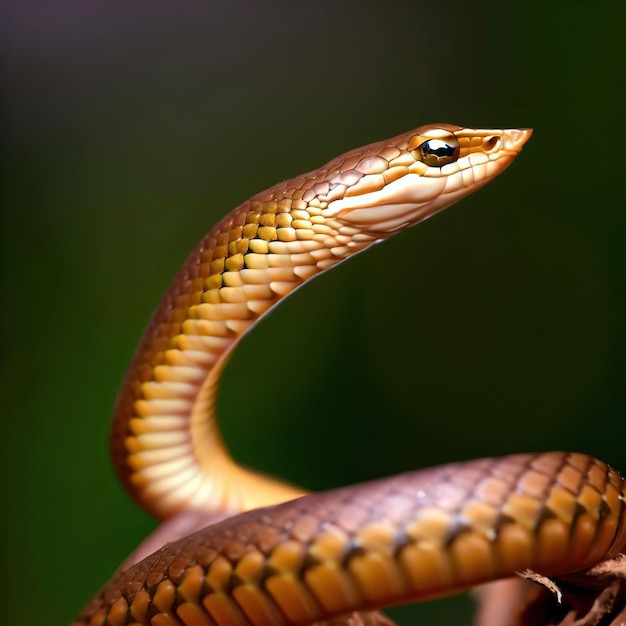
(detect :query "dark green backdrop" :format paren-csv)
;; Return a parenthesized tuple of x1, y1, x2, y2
(3, 2, 625, 624)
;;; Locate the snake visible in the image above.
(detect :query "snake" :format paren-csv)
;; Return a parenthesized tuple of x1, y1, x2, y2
(74, 124, 626, 626)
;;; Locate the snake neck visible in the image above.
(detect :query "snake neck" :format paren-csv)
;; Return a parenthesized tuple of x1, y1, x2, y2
(112, 194, 379, 520)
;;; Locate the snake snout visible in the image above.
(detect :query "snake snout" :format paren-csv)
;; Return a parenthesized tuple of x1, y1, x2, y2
(502, 128, 533, 151)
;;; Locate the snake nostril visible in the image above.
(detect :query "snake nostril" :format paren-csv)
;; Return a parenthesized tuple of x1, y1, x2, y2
(483, 136, 501, 152)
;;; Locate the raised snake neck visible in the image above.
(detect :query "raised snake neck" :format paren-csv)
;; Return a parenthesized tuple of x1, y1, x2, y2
(75, 124, 626, 626)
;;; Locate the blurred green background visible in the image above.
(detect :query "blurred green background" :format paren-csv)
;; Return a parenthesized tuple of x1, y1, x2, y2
(3, 1, 625, 624)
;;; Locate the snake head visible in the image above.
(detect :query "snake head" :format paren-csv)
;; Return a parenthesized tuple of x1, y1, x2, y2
(317, 124, 532, 235)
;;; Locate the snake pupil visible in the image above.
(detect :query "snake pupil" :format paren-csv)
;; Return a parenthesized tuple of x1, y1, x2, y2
(425, 142, 454, 157)
(418, 137, 460, 167)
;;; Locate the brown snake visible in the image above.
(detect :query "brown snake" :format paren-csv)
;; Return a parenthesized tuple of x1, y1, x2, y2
(74, 124, 626, 625)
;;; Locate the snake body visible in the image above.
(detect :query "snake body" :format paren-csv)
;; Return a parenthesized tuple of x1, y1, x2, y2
(75, 124, 626, 625)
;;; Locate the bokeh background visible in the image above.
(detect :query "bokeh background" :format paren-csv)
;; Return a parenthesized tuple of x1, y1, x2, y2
(3, 1, 625, 624)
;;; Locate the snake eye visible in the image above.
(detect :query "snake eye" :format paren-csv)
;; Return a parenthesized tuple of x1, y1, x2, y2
(416, 137, 460, 167)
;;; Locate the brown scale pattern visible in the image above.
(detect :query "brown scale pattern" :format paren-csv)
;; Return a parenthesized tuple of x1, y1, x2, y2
(74, 453, 626, 626)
